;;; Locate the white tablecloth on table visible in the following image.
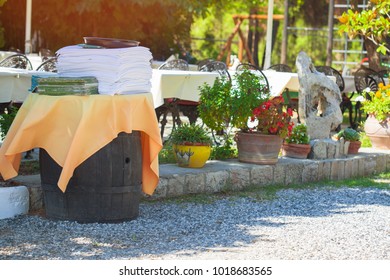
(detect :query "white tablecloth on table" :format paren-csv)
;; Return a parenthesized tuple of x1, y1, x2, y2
(151, 69, 219, 107)
(1, 67, 333, 109)
(0, 67, 57, 103)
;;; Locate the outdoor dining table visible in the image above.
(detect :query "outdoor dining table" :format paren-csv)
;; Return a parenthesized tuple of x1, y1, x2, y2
(0, 67, 57, 103)
(150, 69, 305, 107)
(151, 69, 220, 107)
(0, 92, 162, 195)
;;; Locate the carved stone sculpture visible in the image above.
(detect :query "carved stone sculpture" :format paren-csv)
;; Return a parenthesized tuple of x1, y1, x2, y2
(296, 51, 343, 139)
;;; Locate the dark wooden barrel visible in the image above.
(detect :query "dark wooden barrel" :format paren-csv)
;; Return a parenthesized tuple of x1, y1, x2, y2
(40, 131, 142, 223)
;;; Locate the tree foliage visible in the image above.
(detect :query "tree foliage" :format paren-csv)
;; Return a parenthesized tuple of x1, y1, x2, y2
(338, 0, 390, 55)
(338, 0, 390, 70)
(0, 0, 210, 60)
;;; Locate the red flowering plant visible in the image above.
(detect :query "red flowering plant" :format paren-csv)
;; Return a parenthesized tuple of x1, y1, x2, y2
(249, 96, 294, 138)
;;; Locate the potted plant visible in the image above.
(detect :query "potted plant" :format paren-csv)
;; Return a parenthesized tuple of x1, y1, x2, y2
(361, 83, 390, 150)
(334, 127, 362, 154)
(199, 69, 293, 164)
(198, 74, 232, 145)
(169, 123, 212, 168)
(282, 123, 311, 159)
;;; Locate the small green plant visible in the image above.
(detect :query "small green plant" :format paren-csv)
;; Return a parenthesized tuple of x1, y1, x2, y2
(360, 131, 372, 147)
(198, 75, 232, 133)
(169, 124, 212, 146)
(230, 69, 271, 131)
(335, 127, 361, 142)
(198, 69, 271, 132)
(0, 106, 18, 140)
(210, 138, 237, 160)
(284, 123, 310, 144)
(158, 143, 176, 164)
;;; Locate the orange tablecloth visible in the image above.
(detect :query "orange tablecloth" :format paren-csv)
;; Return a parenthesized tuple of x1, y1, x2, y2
(0, 93, 162, 195)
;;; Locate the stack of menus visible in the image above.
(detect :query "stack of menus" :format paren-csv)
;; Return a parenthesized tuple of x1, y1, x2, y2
(35, 76, 98, 96)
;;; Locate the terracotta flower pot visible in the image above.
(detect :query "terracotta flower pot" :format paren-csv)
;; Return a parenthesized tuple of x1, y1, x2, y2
(282, 143, 311, 159)
(347, 141, 361, 154)
(235, 132, 283, 165)
(364, 114, 390, 150)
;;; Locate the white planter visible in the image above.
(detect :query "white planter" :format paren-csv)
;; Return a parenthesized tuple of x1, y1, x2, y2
(0, 186, 29, 219)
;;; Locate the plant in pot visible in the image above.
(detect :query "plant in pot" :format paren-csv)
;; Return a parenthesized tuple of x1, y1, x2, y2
(361, 83, 390, 150)
(169, 123, 212, 168)
(198, 69, 293, 164)
(334, 127, 362, 154)
(282, 123, 311, 159)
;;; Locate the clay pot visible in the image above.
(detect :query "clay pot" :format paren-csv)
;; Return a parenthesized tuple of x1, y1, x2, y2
(172, 144, 211, 168)
(347, 141, 361, 154)
(235, 132, 283, 165)
(282, 143, 311, 159)
(364, 114, 390, 150)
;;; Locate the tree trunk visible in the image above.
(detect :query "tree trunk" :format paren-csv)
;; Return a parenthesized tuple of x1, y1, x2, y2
(365, 38, 382, 71)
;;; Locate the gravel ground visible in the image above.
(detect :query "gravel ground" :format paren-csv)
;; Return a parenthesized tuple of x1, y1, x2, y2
(1, 186, 390, 260)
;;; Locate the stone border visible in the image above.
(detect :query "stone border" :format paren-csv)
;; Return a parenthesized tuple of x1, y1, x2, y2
(23, 148, 390, 210)
(152, 148, 390, 199)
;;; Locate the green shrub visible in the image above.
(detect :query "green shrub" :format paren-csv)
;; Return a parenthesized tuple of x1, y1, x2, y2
(0, 106, 18, 140)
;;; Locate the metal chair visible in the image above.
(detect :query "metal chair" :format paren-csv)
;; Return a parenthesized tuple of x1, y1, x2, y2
(353, 67, 385, 126)
(156, 59, 189, 139)
(354, 67, 385, 94)
(36, 57, 57, 72)
(235, 63, 269, 91)
(316, 66, 345, 92)
(199, 61, 231, 81)
(158, 59, 189, 71)
(0, 54, 33, 70)
(197, 58, 215, 70)
(268, 64, 293, 73)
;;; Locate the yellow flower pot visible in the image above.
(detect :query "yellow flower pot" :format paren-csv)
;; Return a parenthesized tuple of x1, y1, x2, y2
(172, 144, 211, 168)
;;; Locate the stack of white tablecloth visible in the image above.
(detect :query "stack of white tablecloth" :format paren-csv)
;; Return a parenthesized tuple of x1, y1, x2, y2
(56, 45, 153, 95)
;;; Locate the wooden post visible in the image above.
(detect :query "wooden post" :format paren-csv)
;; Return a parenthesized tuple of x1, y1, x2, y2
(326, 0, 334, 67)
(281, 0, 288, 64)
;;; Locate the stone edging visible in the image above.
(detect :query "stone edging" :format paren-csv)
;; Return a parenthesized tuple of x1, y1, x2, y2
(152, 148, 390, 199)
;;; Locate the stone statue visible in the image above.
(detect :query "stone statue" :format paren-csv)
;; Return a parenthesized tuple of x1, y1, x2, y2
(295, 51, 343, 139)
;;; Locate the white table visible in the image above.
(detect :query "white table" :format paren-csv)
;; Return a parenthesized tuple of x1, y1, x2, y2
(263, 70, 300, 96)
(151, 69, 219, 108)
(150, 69, 304, 108)
(0, 67, 57, 103)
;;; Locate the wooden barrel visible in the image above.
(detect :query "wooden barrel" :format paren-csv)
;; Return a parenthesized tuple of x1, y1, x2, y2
(40, 131, 142, 223)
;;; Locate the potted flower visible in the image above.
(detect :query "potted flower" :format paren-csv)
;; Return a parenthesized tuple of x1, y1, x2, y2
(362, 83, 390, 150)
(199, 68, 293, 164)
(238, 96, 294, 164)
(334, 127, 361, 154)
(169, 123, 212, 168)
(282, 123, 311, 159)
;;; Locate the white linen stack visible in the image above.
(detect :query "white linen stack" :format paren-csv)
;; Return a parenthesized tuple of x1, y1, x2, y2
(56, 45, 153, 95)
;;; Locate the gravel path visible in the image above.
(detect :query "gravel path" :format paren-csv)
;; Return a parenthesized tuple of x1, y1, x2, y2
(1, 186, 390, 260)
